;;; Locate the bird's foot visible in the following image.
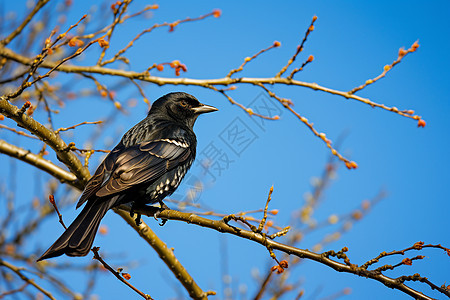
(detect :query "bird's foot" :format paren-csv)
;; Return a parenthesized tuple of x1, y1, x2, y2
(129, 202, 168, 226)
(134, 213, 142, 226)
(129, 203, 142, 226)
(162, 203, 170, 211)
(158, 218, 168, 226)
(155, 201, 169, 226)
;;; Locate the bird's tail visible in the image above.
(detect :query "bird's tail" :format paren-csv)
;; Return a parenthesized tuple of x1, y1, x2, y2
(37, 198, 115, 261)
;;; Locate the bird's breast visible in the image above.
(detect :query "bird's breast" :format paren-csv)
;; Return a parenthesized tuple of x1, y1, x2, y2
(144, 157, 194, 203)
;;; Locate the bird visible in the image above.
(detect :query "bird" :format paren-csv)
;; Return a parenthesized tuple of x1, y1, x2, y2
(37, 92, 218, 261)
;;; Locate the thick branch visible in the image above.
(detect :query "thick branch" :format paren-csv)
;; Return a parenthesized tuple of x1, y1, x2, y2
(122, 207, 436, 300)
(0, 139, 81, 189)
(0, 97, 91, 184)
(113, 209, 211, 300)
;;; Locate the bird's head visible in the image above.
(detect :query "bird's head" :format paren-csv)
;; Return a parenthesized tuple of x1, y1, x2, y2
(150, 92, 218, 129)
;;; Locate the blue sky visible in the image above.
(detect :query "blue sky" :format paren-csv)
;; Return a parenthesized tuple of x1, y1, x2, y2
(1, 1, 449, 299)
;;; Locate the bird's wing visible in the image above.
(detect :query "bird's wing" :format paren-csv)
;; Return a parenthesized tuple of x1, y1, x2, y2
(76, 139, 192, 207)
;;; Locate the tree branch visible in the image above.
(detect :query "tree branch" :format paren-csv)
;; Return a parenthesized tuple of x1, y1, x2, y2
(113, 209, 215, 300)
(0, 97, 91, 184)
(0, 46, 421, 121)
(91, 246, 153, 300)
(0, 0, 51, 47)
(0, 258, 57, 300)
(121, 207, 439, 300)
(0, 139, 81, 188)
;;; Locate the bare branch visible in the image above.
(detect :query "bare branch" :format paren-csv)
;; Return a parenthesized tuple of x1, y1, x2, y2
(48, 195, 67, 230)
(0, 259, 57, 300)
(91, 247, 153, 300)
(122, 206, 444, 300)
(113, 208, 214, 300)
(0, 0, 51, 47)
(349, 41, 420, 94)
(226, 41, 281, 78)
(0, 282, 29, 298)
(257, 186, 274, 233)
(0, 124, 38, 139)
(96, 0, 131, 65)
(100, 9, 221, 66)
(276, 15, 317, 78)
(0, 98, 91, 184)
(0, 46, 423, 124)
(0, 139, 80, 188)
(54, 120, 103, 134)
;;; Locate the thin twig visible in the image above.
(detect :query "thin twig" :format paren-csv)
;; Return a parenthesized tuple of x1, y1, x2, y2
(0, 69, 28, 84)
(254, 268, 275, 300)
(256, 83, 358, 168)
(0, 124, 38, 139)
(96, 0, 131, 65)
(122, 4, 159, 21)
(206, 84, 279, 120)
(130, 78, 150, 107)
(0, 259, 57, 300)
(362, 241, 450, 270)
(5, 15, 87, 101)
(48, 195, 67, 230)
(276, 15, 317, 78)
(288, 55, 314, 79)
(0, 0, 51, 47)
(349, 41, 420, 94)
(91, 247, 153, 300)
(257, 186, 274, 233)
(227, 41, 280, 78)
(55, 121, 103, 134)
(0, 282, 29, 299)
(101, 9, 221, 66)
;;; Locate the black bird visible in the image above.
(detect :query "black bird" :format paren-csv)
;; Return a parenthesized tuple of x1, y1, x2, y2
(37, 92, 217, 261)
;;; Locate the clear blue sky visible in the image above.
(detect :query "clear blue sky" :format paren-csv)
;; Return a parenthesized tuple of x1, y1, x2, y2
(1, 1, 449, 299)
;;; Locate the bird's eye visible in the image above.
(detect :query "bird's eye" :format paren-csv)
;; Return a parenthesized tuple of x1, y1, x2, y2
(180, 100, 188, 107)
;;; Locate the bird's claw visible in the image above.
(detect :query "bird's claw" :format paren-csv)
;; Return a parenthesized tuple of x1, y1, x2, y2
(154, 201, 168, 226)
(134, 213, 142, 226)
(154, 210, 167, 226)
(129, 203, 142, 226)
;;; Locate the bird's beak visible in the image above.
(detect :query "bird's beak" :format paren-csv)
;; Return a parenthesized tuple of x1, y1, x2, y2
(192, 104, 218, 114)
